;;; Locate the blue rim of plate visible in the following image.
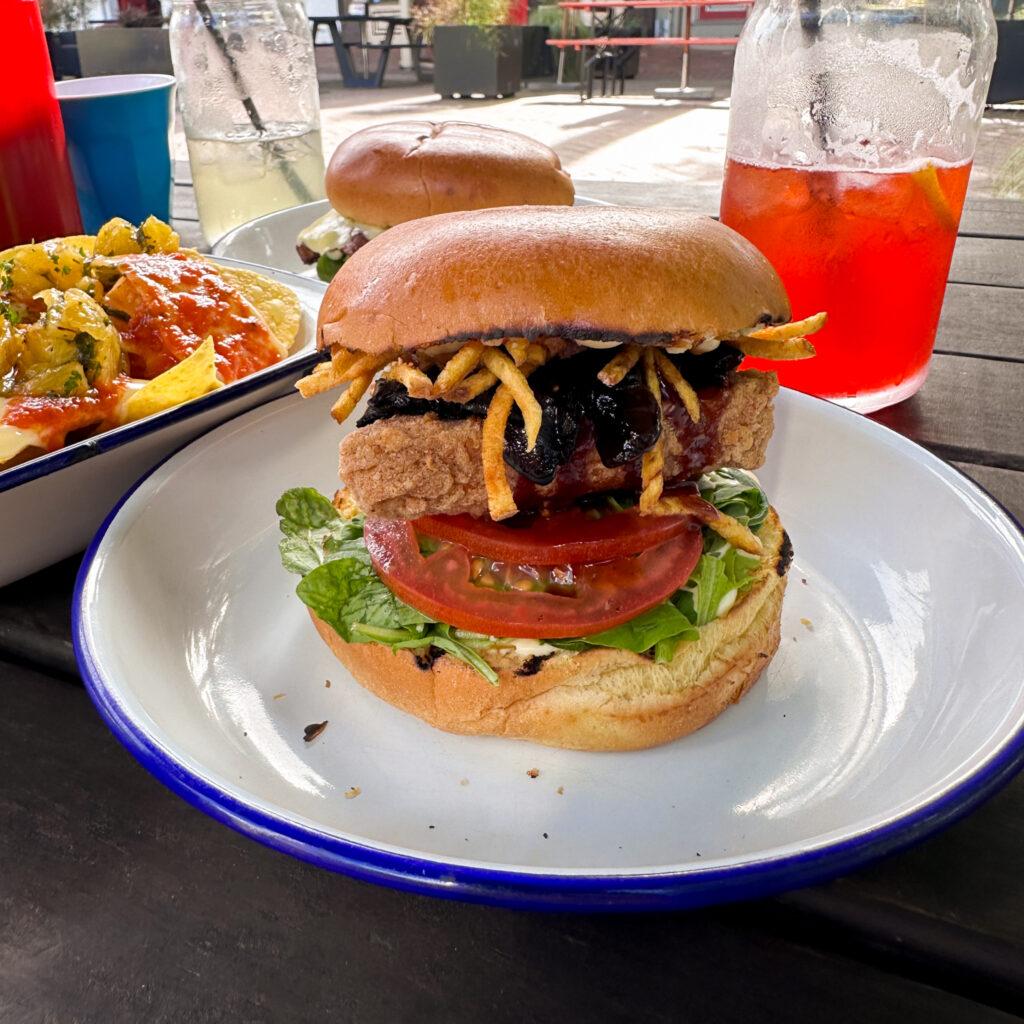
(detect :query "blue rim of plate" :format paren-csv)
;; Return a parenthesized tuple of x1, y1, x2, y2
(72, 389, 1024, 911)
(0, 257, 323, 496)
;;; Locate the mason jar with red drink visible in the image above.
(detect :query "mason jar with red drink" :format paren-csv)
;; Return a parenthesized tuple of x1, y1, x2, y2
(720, 0, 997, 412)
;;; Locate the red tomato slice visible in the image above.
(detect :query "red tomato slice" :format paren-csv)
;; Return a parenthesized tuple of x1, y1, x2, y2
(414, 506, 696, 567)
(364, 519, 703, 639)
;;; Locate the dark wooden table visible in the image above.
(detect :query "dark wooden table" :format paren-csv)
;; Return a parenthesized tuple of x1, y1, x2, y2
(2, 177, 1023, 1023)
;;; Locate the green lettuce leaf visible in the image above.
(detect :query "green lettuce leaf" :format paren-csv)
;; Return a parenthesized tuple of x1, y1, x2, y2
(276, 468, 771, 682)
(276, 487, 364, 575)
(698, 468, 768, 528)
(278, 488, 498, 684)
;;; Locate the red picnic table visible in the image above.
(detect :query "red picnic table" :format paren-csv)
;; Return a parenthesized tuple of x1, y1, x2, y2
(547, 0, 753, 100)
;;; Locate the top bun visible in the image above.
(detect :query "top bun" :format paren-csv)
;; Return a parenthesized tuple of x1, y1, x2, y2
(318, 206, 792, 354)
(324, 121, 574, 228)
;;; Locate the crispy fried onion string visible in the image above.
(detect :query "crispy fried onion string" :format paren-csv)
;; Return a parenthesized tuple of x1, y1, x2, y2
(330, 373, 373, 424)
(654, 349, 700, 424)
(747, 311, 826, 341)
(384, 359, 433, 398)
(479, 348, 543, 450)
(294, 359, 344, 398)
(597, 345, 641, 387)
(729, 335, 817, 361)
(505, 338, 530, 365)
(481, 386, 518, 521)
(432, 340, 483, 395)
(648, 494, 763, 555)
(444, 368, 498, 403)
(295, 347, 393, 402)
(639, 349, 665, 515)
(480, 352, 548, 521)
(724, 311, 825, 361)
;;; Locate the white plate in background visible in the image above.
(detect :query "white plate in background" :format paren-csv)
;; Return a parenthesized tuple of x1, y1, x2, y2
(0, 258, 325, 587)
(212, 196, 609, 278)
(75, 387, 1024, 908)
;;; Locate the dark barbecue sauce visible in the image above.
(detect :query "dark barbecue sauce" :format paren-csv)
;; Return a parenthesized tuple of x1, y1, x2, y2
(356, 345, 743, 488)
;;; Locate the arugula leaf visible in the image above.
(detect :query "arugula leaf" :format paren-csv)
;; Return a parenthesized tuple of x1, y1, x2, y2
(296, 556, 430, 643)
(699, 468, 768, 528)
(276, 487, 364, 575)
(280, 488, 499, 683)
(676, 539, 762, 628)
(577, 603, 697, 653)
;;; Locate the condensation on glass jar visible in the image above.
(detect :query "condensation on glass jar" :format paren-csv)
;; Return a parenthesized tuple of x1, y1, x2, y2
(720, 0, 997, 412)
(169, 0, 326, 245)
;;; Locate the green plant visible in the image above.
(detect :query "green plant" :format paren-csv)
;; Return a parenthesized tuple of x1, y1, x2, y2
(415, 0, 513, 38)
(37, 0, 88, 31)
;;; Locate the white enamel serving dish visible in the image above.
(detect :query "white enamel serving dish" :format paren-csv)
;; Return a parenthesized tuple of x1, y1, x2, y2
(0, 258, 325, 587)
(75, 388, 1024, 909)
(211, 197, 608, 279)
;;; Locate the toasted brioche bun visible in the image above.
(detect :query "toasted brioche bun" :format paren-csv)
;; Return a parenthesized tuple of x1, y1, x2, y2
(325, 121, 574, 229)
(318, 207, 791, 355)
(310, 509, 791, 752)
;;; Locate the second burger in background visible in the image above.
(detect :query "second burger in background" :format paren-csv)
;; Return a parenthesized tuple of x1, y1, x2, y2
(296, 121, 575, 281)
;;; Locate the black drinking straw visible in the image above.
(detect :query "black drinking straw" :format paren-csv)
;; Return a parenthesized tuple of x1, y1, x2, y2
(799, 0, 832, 153)
(192, 0, 315, 205)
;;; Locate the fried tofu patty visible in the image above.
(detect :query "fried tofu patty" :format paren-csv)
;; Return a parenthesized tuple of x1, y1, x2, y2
(338, 369, 777, 519)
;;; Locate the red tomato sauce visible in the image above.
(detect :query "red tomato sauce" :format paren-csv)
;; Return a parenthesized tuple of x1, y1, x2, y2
(2, 376, 127, 450)
(112, 253, 282, 383)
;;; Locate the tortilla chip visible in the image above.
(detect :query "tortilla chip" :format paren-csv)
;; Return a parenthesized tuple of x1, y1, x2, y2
(121, 336, 222, 423)
(0, 421, 43, 468)
(216, 265, 302, 349)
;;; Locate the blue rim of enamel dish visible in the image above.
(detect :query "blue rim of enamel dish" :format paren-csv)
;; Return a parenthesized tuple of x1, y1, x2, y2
(72, 390, 1024, 911)
(0, 258, 323, 496)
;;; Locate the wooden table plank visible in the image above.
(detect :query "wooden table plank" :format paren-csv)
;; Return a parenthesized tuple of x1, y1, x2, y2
(950, 236, 1024, 288)
(2, 659, 1020, 1024)
(872, 353, 1024, 471)
(937, 284, 1024, 362)
(954, 463, 1024, 522)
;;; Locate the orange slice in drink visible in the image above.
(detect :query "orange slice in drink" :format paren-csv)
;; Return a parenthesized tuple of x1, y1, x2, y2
(911, 164, 958, 231)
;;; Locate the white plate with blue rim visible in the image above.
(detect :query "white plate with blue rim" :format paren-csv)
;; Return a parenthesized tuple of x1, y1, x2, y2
(0, 258, 325, 587)
(212, 196, 609, 280)
(74, 386, 1024, 909)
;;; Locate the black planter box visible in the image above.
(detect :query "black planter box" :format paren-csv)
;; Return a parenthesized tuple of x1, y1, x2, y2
(521, 24, 553, 79)
(989, 20, 1024, 104)
(433, 25, 522, 97)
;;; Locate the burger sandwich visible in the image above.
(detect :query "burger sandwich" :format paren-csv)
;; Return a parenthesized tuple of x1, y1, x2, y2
(278, 206, 824, 751)
(295, 121, 574, 282)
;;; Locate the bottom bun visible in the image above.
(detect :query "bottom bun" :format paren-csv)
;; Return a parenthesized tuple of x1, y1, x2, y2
(311, 509, 791, 751)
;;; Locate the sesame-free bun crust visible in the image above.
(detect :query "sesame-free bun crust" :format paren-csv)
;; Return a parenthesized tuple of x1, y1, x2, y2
(310, 510, 790, 752)
(317, 207, 791, 354)
(325, 121, 574, 228)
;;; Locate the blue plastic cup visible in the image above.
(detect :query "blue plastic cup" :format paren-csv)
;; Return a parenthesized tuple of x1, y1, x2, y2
(55, 74, 175, 234)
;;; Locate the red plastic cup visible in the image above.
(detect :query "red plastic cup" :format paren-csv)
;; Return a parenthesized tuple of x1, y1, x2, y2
(0, 0, 83, 249)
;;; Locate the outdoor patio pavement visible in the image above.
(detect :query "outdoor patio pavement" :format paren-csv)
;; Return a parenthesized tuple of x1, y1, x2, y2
(172, 47, 1024, 201)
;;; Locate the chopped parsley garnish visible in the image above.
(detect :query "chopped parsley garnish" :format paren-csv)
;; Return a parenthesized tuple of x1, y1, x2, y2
(73, 332, 98, 376)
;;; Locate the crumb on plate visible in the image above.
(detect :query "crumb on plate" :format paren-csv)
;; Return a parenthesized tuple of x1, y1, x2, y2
(303, 720, 328, 742)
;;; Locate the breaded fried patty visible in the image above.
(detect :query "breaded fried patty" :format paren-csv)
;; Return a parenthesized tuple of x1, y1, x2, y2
(339, 370, 777, 519)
